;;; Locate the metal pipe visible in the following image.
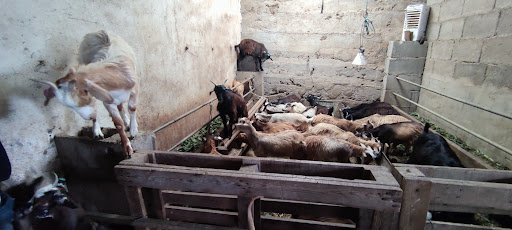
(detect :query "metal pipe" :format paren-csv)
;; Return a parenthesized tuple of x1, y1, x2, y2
(153, 77, 254, 133)
(393, 93, 512, 157)
(396, 77, 512, 120)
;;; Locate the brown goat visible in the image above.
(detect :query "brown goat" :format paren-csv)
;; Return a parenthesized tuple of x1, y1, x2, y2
(312, 114, 359, 132)
(201, 134, 221, 155)
(231, 80, 244, 96)
(304, 123, 380, 152)
(304, 136, 374, 163)
(235, 39, 272, 71)
(210, 81, 248, 138)
(235, 118, 306, 159)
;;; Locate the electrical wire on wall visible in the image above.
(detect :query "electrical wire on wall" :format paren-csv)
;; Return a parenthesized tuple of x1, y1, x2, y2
(352, 0, 375, 66)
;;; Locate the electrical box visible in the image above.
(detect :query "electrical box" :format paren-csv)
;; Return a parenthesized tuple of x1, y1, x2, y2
(402, 4, 430, 41)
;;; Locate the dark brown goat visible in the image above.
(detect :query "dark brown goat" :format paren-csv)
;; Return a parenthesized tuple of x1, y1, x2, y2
(343, 101, 399, 120)
(210, 81, 248, 138)
(235, 39, 272, 71)
(367, 122, 423, 154)
(277, 94, 301, 104)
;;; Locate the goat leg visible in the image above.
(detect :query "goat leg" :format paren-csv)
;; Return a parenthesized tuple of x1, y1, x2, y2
(117, 104, 130, 129)
(128, 89, 138, 137)
(105, 103, 133, 158)
(220, 113, 229, 138)
(258, 57, 263, 71)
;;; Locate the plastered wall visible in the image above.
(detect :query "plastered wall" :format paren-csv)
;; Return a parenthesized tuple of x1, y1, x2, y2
(418, 0, 512, 168)
(241, 0, 425, 107)
(0, 0, 241, 184)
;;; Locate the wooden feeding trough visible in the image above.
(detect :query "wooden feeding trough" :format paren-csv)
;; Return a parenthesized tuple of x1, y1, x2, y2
(115, 151, 402, 230)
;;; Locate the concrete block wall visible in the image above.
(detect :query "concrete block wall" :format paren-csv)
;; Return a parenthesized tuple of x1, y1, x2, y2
(382, 41, 428, 113)
(418, 0, 512, 168)
(241, 0, 426, 107)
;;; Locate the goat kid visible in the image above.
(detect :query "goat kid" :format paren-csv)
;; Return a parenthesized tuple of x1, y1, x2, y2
(235, 39, 272, 71)
(210, 80, 248, 138)
(33, 30, 138, 158)
(304, 94, 334, 115)
(251, 118, 307, 134)
(231, 80, 244, 96)
(235, 118, 306, 159)
(311, 114, 359, 132)
(255, 112, 311, 125)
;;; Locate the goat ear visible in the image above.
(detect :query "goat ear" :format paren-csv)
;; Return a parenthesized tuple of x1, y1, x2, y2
(83, 79, 114, 104)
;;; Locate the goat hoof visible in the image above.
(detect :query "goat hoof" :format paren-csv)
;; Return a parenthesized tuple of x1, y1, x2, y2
(125, 154, 132, 159)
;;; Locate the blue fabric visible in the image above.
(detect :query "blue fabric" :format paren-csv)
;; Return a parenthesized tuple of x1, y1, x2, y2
(0, 192, 14, 230)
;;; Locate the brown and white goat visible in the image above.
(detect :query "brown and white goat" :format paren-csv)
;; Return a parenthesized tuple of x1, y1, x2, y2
(304, 123, 380, 154)
(311, 114, 359, 132)
(367, 122, 423, 154)
(33, 30, 138, 158)
(235, 39, 272, 71)
(304, 136, 375, 163)
(251, 118, 307, 134)
(235, 118, 306, 159)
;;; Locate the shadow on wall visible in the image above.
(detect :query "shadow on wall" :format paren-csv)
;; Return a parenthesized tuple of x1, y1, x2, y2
(238, 56, 261, 72)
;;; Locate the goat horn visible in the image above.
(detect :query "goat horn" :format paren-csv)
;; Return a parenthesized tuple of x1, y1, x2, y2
(210, 80, 217, 86)
(222, 79, 228, 85)
(31, 79, 58, 90)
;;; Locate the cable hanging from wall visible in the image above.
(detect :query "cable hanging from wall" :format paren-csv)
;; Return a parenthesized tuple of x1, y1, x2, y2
(352, 0, 375, 66)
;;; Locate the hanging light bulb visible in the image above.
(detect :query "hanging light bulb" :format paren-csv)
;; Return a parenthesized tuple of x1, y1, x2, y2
(352, 47, 367, 66)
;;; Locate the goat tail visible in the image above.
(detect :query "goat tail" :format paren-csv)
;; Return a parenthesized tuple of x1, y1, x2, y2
(424, 123, 431, 133)
(78, 30, 112, 65)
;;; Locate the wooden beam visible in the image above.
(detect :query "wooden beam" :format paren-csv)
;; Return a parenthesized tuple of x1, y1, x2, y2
(115, 165, 402, 212)
(133, 217, 244, 230)
(261, 198, 358, 221)
(261, 216, 356, 230)
(162, 190, 237, 210)
(124, 186, 147, 218)
(398, 176, 432, 230)
(424, 220, 511, 230)
(165, 205, 237, 227)
(428, 178, 512, 215)
(392, 105, 493, 169)
(357, 209, 374, 230)
(395, 164, 512, 182)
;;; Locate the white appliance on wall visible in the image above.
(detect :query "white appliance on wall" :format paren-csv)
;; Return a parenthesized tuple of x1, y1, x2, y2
(402, 4, 430, 41)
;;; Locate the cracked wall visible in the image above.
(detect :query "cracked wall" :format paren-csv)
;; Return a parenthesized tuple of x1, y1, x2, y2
(241, 0, 426, 108)
(0, 0, 241, 184)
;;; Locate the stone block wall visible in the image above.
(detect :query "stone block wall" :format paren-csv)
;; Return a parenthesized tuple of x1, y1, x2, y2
(382, 41, 428, 113)
(241, 0, 426, 107)
(418, 0, 512, 168)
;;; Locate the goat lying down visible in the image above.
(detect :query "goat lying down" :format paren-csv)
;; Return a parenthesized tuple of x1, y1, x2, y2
(33, 30, 138, 158)
(304, 136, 375, 163)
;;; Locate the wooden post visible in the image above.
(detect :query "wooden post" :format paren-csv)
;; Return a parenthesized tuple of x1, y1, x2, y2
(124, 186, 148, 230)
(397, 167, 432, 230)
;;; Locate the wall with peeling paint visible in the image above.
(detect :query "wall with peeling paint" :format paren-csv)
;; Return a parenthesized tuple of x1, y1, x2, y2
(0, 0, 241, 184)
(241, 0, 425, 108)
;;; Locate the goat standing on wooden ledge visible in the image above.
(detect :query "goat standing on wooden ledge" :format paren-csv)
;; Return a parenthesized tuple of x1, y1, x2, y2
(235, 39, 272, 71)
(32, 30, 139, 158)
(210, 80, 248, 138)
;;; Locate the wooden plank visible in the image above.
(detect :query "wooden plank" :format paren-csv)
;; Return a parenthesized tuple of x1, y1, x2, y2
(124, 186, 147, 218)
(133, 217, 244, 230)
(261, 216, 356, 230)
(162, 190, 237, 210)
(396, 164, 512, 182)
(84, 211, 138, 225)
(239, 164, 260, 172)
(428, 178, 512, 215)
(115, 165, 402, 212)
(424, 220, 511, 230)
(165, 205, 238, 227)
(152, 189, 166, 220)
(357, 209, 374, 230)
(392, 105, 493, 169)
(153, 152, 243, 170)
(371, 211, 397, 230)
(398, 176, 432, 230)
(261, 198, 358, 221)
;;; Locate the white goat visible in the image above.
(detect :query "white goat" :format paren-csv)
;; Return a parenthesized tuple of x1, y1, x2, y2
(255, 113, 311, 125)
(285, 102, 308, 114)
(33, 30, 138, 158)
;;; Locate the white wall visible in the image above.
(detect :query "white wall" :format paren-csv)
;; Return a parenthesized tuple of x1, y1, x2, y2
(0, 0, 241, 184)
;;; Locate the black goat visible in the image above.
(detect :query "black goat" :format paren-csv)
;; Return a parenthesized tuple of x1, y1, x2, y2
(235, 39, 272, 71)
(304, 94, 333, 115)
(367, 122, 423, 154)
(343, 101, 399, 120)
(407, 123, 464, 167)
(210, 80, 248, 138)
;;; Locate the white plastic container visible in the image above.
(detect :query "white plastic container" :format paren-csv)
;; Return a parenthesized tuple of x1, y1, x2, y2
(402, 4, 430, 41)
